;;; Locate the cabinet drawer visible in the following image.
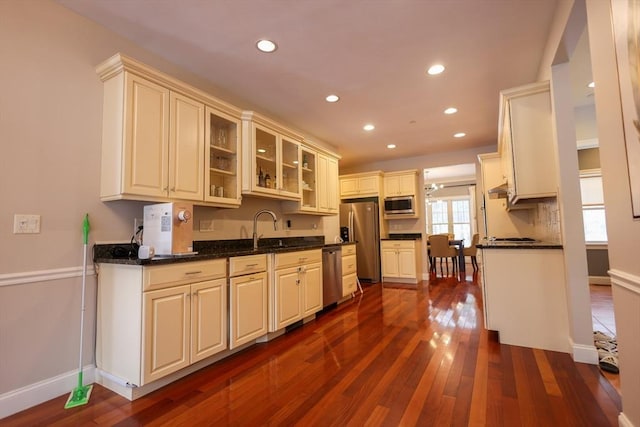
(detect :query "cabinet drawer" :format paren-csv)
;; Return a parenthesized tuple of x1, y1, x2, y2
(381, 240, 415, 250)
(342, 244, 356, 257)
(229, 254, 267, 277)
(343, 272, 358, 297)
(143, 259, 226, 291)
(342, 254, 357, 276)
(274, 249, 322, 269)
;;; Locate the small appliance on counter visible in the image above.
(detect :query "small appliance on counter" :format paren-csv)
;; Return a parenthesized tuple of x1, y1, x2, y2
(143, 202, 195, 256)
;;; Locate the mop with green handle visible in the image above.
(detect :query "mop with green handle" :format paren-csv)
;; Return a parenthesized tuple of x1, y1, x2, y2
(65, 214, 93, 409)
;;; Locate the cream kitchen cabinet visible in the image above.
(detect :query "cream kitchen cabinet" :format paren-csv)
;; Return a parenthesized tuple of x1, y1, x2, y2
(317, 153, 339, 214)
(300, 147, 318, 212)
(480, 247, 569, 353)
(96, 259, 227, 389)
(205, 107, 242, 206)
(383, 170, 418, 198)
(143, 278, 226, 383)
(283, 146, 340, 215)
(341, 244, 358, 297)
(241, 111, 302, 200)
(380, 240, 421, 284)
(228, 254, 269, 349)
(96, 53, 244, 207)
(339, 171, 383, 199)
(498, 81, 557, 204)
(98, 60, 205, 202)
(479, 153, 537, 236)
(269, 249, 323, 331)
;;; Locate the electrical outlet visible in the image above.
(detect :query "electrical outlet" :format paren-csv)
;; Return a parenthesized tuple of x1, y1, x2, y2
(134, 218, 143, 235)
(13, 214, 41, 234)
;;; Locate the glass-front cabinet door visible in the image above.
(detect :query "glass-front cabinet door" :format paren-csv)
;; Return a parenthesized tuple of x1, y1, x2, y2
(254, 126, 277, 192)
(205, 106, 241, 206)
(280, 137, 300, 197)
(300, 148, 317, 211)
(241, 111, 303, 200)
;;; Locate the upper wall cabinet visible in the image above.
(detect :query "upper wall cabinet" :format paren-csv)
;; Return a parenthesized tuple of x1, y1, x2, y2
(283, 143, 340, 215)
(241, 111, 302, 200)
(339, 171, 383, 199)
(383, 170, 418, 198)
(205, 108, 242, 207)
(317, 152, 339, 214)
(498, 81, 557, 204)
(96, 53, 242, 207)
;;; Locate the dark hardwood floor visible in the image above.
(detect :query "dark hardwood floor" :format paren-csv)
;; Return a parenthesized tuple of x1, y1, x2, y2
(3, 273, 621, 426)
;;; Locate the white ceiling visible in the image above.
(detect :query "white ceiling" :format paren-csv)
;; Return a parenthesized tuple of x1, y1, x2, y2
(57, 0, 560, 169)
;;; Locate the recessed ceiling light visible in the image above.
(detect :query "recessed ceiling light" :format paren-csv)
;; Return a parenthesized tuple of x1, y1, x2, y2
(363, 124, 375, 131)
(256, 39, 277, 53)
(325, 94, 340, 103)
(427, 64, 445, 75)
(444, 107, 458, 115)
(257, 148, 267, 153)
(453, 132, 466, 138)
(387, 144, 396, 149)
(588, 81, 595, 88)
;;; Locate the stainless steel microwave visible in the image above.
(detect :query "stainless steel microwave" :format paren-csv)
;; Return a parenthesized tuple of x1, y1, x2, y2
(384, 195, 415, 215)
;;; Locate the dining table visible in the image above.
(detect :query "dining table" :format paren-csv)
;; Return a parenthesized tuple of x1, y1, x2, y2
(449, 239, 465, 273)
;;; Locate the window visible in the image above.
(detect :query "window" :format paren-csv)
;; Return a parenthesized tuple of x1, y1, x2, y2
(426, 197, 472, 244)
(580, 172, 607, 243)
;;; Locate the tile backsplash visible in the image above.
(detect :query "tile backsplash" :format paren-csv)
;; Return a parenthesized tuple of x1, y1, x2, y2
(534, 198, 561, 243)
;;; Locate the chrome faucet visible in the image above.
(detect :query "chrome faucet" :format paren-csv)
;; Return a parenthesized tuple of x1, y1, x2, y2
(253, 209, 278, 250)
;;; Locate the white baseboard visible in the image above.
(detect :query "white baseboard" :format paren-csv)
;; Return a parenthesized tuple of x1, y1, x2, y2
(0, 366, 95, 420)
(618, 412, 634, 427)
(571, 342, 599, 365)
(588, 276, 611, 285)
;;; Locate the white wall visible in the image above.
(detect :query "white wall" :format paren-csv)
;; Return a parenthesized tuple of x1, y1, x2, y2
(586, 0, 640, 425)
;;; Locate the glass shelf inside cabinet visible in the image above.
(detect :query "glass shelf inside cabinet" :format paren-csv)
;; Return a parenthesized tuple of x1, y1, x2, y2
(255, 127, 277, 190)
(281, 138, 299, 194)
(208, 113, 238, 200)
(301, 149, 316, 208)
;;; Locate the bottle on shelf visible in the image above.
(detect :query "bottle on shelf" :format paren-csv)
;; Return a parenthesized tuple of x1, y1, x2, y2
(302, 154, 309, 169)
(258, 167, 265, 187)
(265, 173, 272, 189)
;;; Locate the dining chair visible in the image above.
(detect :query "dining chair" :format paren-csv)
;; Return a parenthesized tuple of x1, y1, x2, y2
(428, 234, 458, 275)
(463, 233, 480, 271)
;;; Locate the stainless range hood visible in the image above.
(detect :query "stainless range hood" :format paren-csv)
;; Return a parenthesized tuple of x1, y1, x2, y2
(487, 183, 508, 199)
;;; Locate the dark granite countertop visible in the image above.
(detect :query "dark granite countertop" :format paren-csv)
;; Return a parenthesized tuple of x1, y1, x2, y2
(381, 233, 423, 241)
(94, 236, 355, 266)
(477, 240, 563, 249)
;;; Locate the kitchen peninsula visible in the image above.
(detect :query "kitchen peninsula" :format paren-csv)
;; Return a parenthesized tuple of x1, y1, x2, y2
(478, 239, 568, 353)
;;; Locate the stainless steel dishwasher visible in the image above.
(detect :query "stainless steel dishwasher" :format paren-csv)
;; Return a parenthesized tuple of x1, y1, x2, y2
(322, 246, 342, 308)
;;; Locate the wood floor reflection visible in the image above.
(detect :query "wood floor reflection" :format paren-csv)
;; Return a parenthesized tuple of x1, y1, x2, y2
(3, 276, 621, 426)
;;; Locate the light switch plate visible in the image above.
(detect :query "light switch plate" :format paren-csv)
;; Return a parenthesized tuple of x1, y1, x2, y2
(13, 214, 41, 234)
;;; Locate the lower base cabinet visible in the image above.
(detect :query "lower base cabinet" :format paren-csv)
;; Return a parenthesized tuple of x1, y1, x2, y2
(270, 249, 323, 331)
(97, 260, 227, 386)
(143, 278, 226, 383)
(481, 248, 569, 353)
(381, 240, 421, 284)
(228, 254, 269, 349)
(229, 271, 268, 349)
(342, 244, 358, 297)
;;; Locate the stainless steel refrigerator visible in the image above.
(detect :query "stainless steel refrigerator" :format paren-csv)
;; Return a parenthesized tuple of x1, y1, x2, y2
(339, 201, 381, 283)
